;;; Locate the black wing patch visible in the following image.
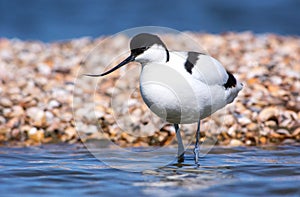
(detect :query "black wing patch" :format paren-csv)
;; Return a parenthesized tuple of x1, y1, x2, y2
(184, 52, 200, 74)
(224, 71, 237, 89)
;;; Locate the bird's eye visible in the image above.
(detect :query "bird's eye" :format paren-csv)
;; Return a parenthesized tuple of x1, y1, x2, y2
(131, 46, 150, 56)
(141, 46, 149, 50)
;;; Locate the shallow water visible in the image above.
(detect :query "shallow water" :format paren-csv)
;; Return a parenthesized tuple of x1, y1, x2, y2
(0, 144, 299, 196)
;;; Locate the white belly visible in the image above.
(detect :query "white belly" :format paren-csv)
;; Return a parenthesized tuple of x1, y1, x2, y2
(140, 63, 227, 124)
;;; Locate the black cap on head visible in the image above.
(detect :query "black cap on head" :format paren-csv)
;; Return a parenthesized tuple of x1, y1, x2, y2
(83, 33, 169, 77)
(130, 33, 167, 56)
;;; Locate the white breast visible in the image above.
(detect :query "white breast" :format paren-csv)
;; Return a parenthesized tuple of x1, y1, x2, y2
(139, 52, 242, 124)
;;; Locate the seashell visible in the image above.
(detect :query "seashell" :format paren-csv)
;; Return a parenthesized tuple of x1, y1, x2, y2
(237, 116, 252, 126)
(282, 139, 296, 144)
(37, 62, 51, 75)
(229, 139, 243, 146)
(11, 105, 25, 117)
(265, 120, 277, 127)
(47, 100, 61, 109)
(86, 125, 98, 134)
(279, 110, 298, 129)
(275, 129, 291, 137)
(246, 123, 258, 131)
(64, 127, 77, 139)
(292, 128, 300, 138)
(11, 128, 20, 139)
(0, 116, 6, 124)
(227, 125, 237, 137)
(20, 125, 32, 133)
(60, 112, 73, 122)
(258, 107, 279, 122)
(3, 108, 12, 118)
(0, 98, 13, 107)
(6, 117, 21, 128)
(19, 96, 38, 108)
(28, 128, 44, 142)
(26, 107, 47, 127)
(121, 132, 135, 143)
(259, 136, 267, 144)
(223, 114, 236, 126)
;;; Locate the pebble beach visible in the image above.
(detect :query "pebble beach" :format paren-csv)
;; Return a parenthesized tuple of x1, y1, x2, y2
(0, 32, 299, 147)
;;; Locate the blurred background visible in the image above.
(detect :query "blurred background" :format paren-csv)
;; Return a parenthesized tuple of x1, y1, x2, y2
(0, 0, 299, 42)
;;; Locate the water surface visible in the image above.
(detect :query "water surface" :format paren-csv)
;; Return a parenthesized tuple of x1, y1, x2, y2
(0, 144, 299, 196)
(1, 0, 299, 41)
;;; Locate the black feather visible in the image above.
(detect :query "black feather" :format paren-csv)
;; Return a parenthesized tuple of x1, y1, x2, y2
(224, 71, 237, 89)
(184, 52, 200, 74)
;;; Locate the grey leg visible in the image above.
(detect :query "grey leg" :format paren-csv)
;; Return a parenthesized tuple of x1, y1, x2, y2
(194, 118, 201, 165)
(174, 124, 184, 162)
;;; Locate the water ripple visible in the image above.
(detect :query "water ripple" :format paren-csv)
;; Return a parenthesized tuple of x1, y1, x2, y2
(0, 144, 299, 196)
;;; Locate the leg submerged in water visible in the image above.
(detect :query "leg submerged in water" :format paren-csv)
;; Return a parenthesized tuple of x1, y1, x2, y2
(174, 124, 184, 162)
(194, 118, 201, 165)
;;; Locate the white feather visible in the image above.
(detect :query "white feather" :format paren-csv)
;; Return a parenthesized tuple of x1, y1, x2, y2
(138, 50, 242, 124)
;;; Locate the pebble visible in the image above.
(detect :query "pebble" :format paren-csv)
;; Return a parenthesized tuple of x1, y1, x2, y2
(37, 62, 51, 75)
(60, 112, 73, 122)
(47, 100, 61, 109)
(223, 114, 235, 126)
(246, 123, 258, 131)
(86, 125, 98, 134)
(3, 108, 12, 118)
(259, 136, 267, 144)
(282, 139, 296, 145)
(258, 107, 279, 122)
(265, 120, 277, 127)
(121, 132, 135, 143)
(237, 116, 252, 125)
(28, 128, 44, 143)
(28, 127, 38, 135)
(276, 129, 291, 136)
(0, 98, 13, 107)
(64, 127, 77, 139)
(0, 116, 6, 124)
(45, 111, 54, 124)
(26, 107, 47, 127)
(6, 117, 20, 128)
(292, 128, 300, 137)
(11, 106, 25, 117)
(229, 139, 243, 146)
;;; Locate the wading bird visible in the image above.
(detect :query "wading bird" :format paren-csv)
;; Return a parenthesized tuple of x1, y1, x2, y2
(85, 33, 243, 164)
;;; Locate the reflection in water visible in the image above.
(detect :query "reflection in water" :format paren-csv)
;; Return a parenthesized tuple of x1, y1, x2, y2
(0, 144, 299, 196)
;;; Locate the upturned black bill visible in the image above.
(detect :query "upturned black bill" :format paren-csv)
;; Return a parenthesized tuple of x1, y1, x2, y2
(84, 55, 135, 77)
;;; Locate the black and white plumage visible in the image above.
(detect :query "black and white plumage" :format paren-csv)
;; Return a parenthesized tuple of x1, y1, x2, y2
(85, 33, 243, 165)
